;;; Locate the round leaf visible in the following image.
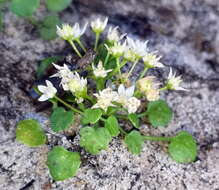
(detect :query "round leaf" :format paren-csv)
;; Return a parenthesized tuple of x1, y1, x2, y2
(10, 0, 40, 17)
(45, 0, 72, 12)
(39, 15, 61, 40)
(168, 131, 197, 163)
(105, 115, 120, 137)
(128, 113, 140, 128)
(16, 119, 46, 147)
(50, 107, 74, 132)
(80, 127, 112, 155)
(47, 146, 81, 181)
(146, 100, 173, 127)
(124, 130, 144, 155)
(81, 108, 102, 125)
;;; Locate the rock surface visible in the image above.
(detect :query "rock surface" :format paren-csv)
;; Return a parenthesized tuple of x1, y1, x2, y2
(1, 0, 219, 189)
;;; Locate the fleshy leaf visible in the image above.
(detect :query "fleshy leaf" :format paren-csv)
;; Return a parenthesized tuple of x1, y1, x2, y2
(45, 0, 72, 12)
(10, 0, 40, 17)
(81, 108, 102, 125)
(47, 146, 81, 181)
(124, 130, 144, 155)
(16, 119, 46, 147)
(80, 127, 112, 155)
(146, 100, 173, 127)
(39, 15, 61, 40)
(105, 115, 120, 137)
(128, 113, 140, 128)
(50, 107, 74, 132)
(168, 131, 197, 163)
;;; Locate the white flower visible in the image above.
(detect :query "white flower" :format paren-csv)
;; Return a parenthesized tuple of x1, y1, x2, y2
(125, 97, 141, 114)
(117, 84, 135, 105)
(68, 72, 87, 94)
(56, 24, 74, 41)
(116, 84, 141, 113)
(145, 89, 160, 101)
(127, 37, 148, 59)
(92, 61, 112, 78)
(92, 88, 118, 111)
(123, 46, 137, 62)
(106, 41, 126, 58)
(56, 23, 87, 41)
(167, 68, 187, 91)
(143, 52, 164, 68)
(51, 63, 74, 91)
(107, 26, 126, 43)
(38, 80, 57, 101)
(91, 17, 108, 33)
(137, 76, 160, 101)
(71, 22, 88, 40)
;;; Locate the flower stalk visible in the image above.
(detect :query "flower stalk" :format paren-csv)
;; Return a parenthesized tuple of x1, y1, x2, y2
(68, 40, 82, 58)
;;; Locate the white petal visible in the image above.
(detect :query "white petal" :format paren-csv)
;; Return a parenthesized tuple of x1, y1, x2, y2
(126, 85, 135, 97)
(38, 94, 49, 102)
(52, 63, 62, 70)
(168, 68, 173, 79)
(118, 84, 125, 95)
(37, 85, 47, 93)
(50, 73, 60, 78)
(81, 22, 88, 35)
(176, 87, 189, 91)
(45, 80, 53, 88)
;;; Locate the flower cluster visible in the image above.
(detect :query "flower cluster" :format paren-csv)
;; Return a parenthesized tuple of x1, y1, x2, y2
(38, 16, 187, 111)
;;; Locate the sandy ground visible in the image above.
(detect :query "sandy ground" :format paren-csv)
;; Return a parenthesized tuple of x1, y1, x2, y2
(0, 0, 219, 189)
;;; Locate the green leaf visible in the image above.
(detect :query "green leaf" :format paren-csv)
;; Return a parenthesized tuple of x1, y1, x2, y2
(50, 107, 74, 132)
(168, 131, 197, 163)
(39, 15, 61, 40)
(81, 108, 102, 125)
(146, 100, 173, 127)
(80, 127, 112, 155)
(106, 106, 119, 115)
(47, 146, 81, 181)
(45, 0, 72, 12)
(124, 130, 144, 155)
(37, 56, 62, 78)
(128, 113, 140, 128)
(105, 115, 120, 137)
(10, 0, 40, 17)
(16, 119, 46, 147)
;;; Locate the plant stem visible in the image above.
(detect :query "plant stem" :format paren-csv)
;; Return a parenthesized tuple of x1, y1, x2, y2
(68, 40, 82, 58)
(159, 86, 168, 91)
(104, 51, 110, 66)
(143, 135, 173, 141)
(116, 57, 121, 76)
(112, 59, 127, 75)
(76, 39, 86, 52)
(127, 60, 138, 78)
(54, 95, 82, 114)
(84, 94, 95, 104)
(139, 67, 148, 79)
(137, 112, 147, 118)
(96, 78, 105, 91)
(94, 33, 100, 51)
(118, 126, 127, 135)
